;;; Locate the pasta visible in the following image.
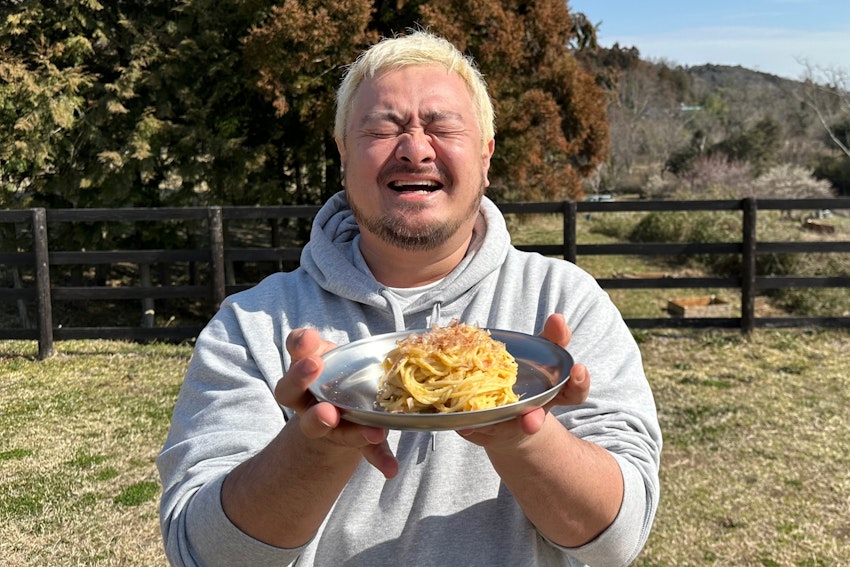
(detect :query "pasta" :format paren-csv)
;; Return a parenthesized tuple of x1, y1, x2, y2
(376, 321, 519, 414)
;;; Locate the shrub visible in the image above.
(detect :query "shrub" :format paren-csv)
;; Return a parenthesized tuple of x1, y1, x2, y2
(772, 287, 850, 316)
(628, 210, 742, 273)
(814, 155, 850, 196)
(586, 212, 641, 240)
(769, 253, 850, 316)
(672, 154, 753, 197)
(629, 210, 693, 244)
(747, 164, 836, 199)
(626, 209, 816, 278)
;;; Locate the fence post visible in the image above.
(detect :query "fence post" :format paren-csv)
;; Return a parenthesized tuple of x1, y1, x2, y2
(32, 208, 55, 359)
(208, 207, 226, 309)
(564, 201, 577, 263)
(741, 198, 757, 335)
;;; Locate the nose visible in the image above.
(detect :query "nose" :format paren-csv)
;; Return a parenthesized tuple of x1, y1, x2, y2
(394, 130, 435, 165)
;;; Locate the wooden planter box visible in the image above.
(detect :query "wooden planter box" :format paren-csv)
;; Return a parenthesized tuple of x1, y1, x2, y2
(803, 219, 835, 234)
(667, 295, 731, 318)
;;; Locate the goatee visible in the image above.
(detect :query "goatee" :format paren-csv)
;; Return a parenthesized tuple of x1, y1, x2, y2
(348, 186, 484, 251)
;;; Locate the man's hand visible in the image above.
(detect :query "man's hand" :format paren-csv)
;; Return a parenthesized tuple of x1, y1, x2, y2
(458, 314, 621, 548)
(538, 313, 590, 408)
(274, 328, 399, 478)
(458, 313, 589, 442)
(222, 328, 397, 548)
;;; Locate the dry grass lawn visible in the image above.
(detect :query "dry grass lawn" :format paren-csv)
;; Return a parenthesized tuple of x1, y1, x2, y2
(1, 341, 187, 566)
(1, 328, 848, 566)
(635, 328, 849, 566)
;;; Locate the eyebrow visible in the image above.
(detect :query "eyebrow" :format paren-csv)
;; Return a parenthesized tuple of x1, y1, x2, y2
(359, 110, 465, 127)
(423, 110, 465, 123)
(359, 111, 403, 126)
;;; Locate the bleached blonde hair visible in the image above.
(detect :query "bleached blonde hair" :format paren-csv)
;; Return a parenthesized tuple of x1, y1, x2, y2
(334, 30, 495, 147)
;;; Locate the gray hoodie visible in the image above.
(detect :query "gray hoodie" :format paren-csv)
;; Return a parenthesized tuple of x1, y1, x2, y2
(157, 192, 661, 567)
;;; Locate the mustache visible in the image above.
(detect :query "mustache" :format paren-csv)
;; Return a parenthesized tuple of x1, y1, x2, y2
(377, 164, 451, 187)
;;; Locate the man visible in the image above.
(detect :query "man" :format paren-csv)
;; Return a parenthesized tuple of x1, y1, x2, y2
(158, 30, 661, 566)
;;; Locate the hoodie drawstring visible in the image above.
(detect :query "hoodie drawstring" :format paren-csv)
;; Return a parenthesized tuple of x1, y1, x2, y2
(429, 302, 442, 327)
(380, 289, 407, 331)
(379, 288, 444, 331)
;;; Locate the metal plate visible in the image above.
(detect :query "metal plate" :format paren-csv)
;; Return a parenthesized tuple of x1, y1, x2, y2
(309, 328, 573, 431)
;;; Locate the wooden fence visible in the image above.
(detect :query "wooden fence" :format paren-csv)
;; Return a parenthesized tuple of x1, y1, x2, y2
(2, 198, 849, 359)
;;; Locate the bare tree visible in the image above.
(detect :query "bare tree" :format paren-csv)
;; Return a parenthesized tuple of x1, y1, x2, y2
(607, 66, 681, 180)
(796, 62, 850, 158)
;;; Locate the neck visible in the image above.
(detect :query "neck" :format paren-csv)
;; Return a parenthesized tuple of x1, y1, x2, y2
(359, 231, 473, 288)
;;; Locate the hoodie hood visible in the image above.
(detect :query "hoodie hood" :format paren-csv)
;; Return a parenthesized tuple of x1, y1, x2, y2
(300, 191, 511, 324)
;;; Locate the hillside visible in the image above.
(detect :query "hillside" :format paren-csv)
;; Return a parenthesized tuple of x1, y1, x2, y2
(686, 63, 799, 93)
(581, 45, 850, 197)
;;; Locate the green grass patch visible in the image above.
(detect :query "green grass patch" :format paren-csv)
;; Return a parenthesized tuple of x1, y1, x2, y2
(0, 448, 32, 461)
(91, 466, 119, 482)
(66, 450, 109, 470)
(114, 480, 160, 507)
(0, 471, 72, 518)
(509, 208, 850, 320)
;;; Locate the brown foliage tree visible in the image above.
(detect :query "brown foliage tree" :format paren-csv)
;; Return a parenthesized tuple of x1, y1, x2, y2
(418, 0, 610, 200)
(242, 0, 378, 202)
(245, 0, 609, 201)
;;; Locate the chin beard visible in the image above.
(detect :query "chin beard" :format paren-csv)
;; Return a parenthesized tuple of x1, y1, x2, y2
(348, 187, 484, 251)
(368, 215, 461, 251)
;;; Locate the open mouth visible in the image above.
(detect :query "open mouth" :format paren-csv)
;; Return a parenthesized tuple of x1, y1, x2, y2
(388, 180, 443, 193)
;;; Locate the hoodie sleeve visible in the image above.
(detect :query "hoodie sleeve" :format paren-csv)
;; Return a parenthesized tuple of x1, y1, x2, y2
(489, 248, 661, 565)
(550, 278, 662, 566)
(156, 303, 306, 567)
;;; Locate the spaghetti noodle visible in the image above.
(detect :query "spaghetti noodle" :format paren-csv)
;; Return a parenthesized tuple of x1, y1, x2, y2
(376, 321, 519, 414)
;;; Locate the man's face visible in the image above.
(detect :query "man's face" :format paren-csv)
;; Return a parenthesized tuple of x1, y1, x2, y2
(338, 65, 495, 251)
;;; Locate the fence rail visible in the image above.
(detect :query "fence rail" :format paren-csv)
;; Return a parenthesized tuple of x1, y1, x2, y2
(2, 198, 849, 359)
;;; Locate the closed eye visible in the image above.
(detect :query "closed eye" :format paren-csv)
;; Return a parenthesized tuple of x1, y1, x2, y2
(364, 128, 402, 139)
(359, 112, 404, 138)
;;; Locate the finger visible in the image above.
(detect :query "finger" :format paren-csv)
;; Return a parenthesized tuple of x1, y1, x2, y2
(519, 407, 546, 435)
(299, 406, 389, 450)
(457, 416, 525, 445)
(274, 354, 323, 408)
(361, 441, 399, 479)
(286, 328, 335, 361)
(278, 329, 339, 409)
(285, 328, 319, 360)
(539, 314, 571, 348)
(550, 362, 590, 407)
(359, 425, 389, 445)
(296, 401, 342, 438)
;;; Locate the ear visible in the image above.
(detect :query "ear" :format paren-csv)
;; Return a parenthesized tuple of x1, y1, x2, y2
(482, 138, 495, 188)
(336, 137, 347, 185)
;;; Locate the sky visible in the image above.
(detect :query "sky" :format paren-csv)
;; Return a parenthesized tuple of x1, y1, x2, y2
(567, 0, 850, 80)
